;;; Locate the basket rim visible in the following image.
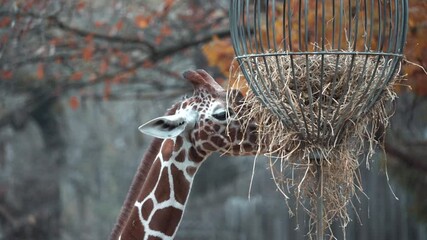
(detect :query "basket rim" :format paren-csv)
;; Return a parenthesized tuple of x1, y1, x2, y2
(235, 51, 404, 59)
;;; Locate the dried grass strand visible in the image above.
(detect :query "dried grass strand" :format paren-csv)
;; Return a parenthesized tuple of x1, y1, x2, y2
(227, 52, 404, 238)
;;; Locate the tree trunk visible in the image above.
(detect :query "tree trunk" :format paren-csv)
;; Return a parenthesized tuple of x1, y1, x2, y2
(1, 95, 64, 240)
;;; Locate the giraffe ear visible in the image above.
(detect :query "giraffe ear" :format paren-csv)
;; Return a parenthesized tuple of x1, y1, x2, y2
(138, 115, 188, 139)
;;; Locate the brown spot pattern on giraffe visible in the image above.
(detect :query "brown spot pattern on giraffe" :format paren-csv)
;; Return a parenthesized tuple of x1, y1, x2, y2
(149, 207, 183, 237)
(236, 129, 244, 141)
(232, 145, 242, 153)
(210, 136, 225, 148)
(120, 210, 145, 240)
(175, 149, 186, 162)
(186, 166, 197, 177)
(195, 130, 209, 141)
(229, 127, 243, 141)
(174, 136, 183, 152)
(141, 199, 154, 220)
(154, 168, 170, 203)
(249, 131, 258, 144)
(147, 236, 162, 240)
(171, 164, 190, 205)
(242, 143, 254, 152)
(137, 159, 161, 201)
(203, 125, 214, 133)
(202, 141, 216, 151)
(161, 139, 174, 161)
(188, 147, 205, 163)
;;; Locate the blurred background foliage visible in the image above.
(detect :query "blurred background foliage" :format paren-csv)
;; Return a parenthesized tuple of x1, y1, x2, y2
(0, 0, 426, 239)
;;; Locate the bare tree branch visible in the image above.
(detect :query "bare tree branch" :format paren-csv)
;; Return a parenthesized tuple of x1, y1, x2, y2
(0, 11, 156, 52)
(386, 92, 427, 174)
(0, 6, 232, 129)
(0, 203, 59, 240)
(0, 91, 55, 129)
(385, 142, 427, 174)
(81, 88, 191, 102)
(46, 16, 156, 53)
(63, 28, 230, 90)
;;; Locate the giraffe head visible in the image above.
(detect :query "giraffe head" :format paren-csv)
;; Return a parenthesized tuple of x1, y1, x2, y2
(139, 69, 258, 157)
(111, 70, 260, 240)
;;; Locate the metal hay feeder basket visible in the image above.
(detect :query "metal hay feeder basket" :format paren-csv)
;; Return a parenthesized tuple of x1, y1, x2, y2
(229, 0, 408, 145)
(228, 0, 408, 239)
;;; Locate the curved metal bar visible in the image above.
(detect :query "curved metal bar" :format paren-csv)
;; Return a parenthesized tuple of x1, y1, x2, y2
(229, 0, 408, 238)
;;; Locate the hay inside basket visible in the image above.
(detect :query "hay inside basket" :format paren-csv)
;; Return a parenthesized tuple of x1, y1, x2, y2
(227, 52, 403, 238)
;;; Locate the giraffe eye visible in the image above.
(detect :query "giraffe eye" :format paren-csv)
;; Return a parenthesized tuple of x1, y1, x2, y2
(212, 111, 227, 121)
(212, 107, 235, 121)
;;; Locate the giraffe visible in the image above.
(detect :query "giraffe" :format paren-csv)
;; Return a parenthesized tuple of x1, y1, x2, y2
(110, 69, 260, 240)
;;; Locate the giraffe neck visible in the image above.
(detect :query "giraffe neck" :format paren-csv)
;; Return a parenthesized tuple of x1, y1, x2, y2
(118, 136, 208, 240)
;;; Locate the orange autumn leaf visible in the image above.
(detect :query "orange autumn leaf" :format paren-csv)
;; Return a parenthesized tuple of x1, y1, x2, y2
(76, 1, 86, 11)
(164, 0, 175, 8)
(402, 0, 427, 95)
(155, 35, 163, 45)
(162, 0, 175, 14)
(134, 15, 151, 29)
(103, 80, 112, 100)
(163, 56, 172, 64)
(99, 58, 109, 74)
(36, 64, 45, 80)
(88, 73, 97, 82)
(22, 1, 34, 11)
(115, 20, 124, 31)
(69, 96, 80, 110)
(201, 36, 235, 77)
(160, 24, 172, 36)
(142, 60, 154, 68)
(55, 57, 63, 64)
(49, 37, 61, 46)
(112, 72, 132, 84)
(0, 17, 11, 28)
(82, 46, 93, 61)
(120, 55, 129, 67)
(201, 36, 249, 94)
(114, 51, 130, 67)
(85, 34, 94, 43)
(94, 21, 105, 28)
(1, 34, 8, 44)
(1, 70, 13, 80)
(70, 72, 83, 81)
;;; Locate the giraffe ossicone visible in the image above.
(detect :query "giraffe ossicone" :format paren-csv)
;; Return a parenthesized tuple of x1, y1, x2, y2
(111, 69, 259, 240)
